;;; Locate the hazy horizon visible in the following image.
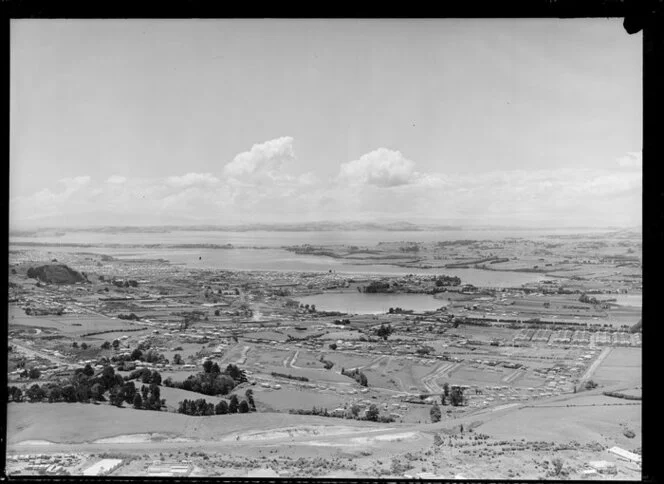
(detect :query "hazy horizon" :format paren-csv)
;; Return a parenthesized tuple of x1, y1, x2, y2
(10, 19, 642, 229)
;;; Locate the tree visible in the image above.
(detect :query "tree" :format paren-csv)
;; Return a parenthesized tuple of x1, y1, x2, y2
(26, 384, 45, 402)
(112, 339, 120, 349)
(229, 394, 239, 413)
(350, 404, 360, 418)
(133, 393, 143, 409)
(81, 342, 88, 350)
(90, 383, 105, 401)
(215, 400, 228, 415)
(131, 348, 143, 361)
(101, 341, 111, 350)
(214, 400, 228, 415)
(366, 404, 380, 422)
(239, 400, 250, 413)
(226, 364, 247, 383)
(72, 342, 79, 348)
(173, 354, 183, 365)
(358, 372, 368, 387)
(203, 359, 214, 374)
(8, 386, 23, 402)
(62, 385, 77, 403)
(450, 387, 464, 407)
(442, 382, 450, 398)
(123, 381, 136, 403)
(83, 364, 95, 377)
(101, 365, 116, 389)
(28, 368, 41, 379)
(47, 386, 62, 403)
(110, 385, 125, 407)
(585, 380, 598, 390)
(329, 343, 337, 350)
(150, 371, 162, 386)
(245, 389, 256, 411)
(375, 323, 393, 340)
(430, 403, 442, 423)
(214, 309, 220, 316)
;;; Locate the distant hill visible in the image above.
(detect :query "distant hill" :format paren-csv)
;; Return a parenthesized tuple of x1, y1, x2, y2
(26, 264, 87, 284)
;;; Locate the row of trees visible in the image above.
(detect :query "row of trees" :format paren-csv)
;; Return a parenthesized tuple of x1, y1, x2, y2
(270, 372, 309, 382)
(288, 404, 393, 423)
(177, 390, 256, 416)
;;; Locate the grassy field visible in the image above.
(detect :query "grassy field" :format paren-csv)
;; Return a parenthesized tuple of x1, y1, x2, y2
(477, 393, 641, 450)
(254, 387, 348, 412)
(591, 347, 641, 387)
(7, 403, 385, 445)
(159, 386, 227, 411)
(259, 365, 352, 384)
(9, 305, 138, 335)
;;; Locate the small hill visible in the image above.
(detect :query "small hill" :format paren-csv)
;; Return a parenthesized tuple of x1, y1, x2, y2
(26, 264, 87, 284)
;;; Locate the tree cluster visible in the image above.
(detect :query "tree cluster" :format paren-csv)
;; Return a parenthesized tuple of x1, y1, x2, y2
(8, 364, 164, 411)
(434, 275, 462, 287)
(177, 390, 255, 416)
(124, 368, 162, 385)
(374, 323, 393, 340)
(319, 356, 334, 370)
(164, 363, 245, 396)
(341, 368, 368, 386)
(363, 281, 391, 293)
(117, 313, 140, 321)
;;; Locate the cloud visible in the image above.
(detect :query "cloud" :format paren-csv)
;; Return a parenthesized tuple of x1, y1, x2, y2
(339, 148, 417, 187)
(58, 175, 91, 191)
(8, 144, 643, 228)
(106, 175, 127, 184)
(166, 172, 220, 188)
(617, 151, 642, 169)
(223, 136, 295, 180)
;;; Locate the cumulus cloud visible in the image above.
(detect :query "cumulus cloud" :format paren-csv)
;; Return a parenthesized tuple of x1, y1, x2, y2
(106, 175, 127, 184)
(58, 175, 91, 191)
(339, 148, 417, 187)
(617, 151, 642, 169)
(223, 136, 295, 180)
(166, 172, 220, 188)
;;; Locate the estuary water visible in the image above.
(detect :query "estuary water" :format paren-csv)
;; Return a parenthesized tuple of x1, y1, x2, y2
(9, 227, 595, 287)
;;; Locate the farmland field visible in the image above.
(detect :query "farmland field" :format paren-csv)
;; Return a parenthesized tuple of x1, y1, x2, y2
(591, 347, 641, 388)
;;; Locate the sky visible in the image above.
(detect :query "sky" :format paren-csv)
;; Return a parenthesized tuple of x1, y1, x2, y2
(10, 19, 642, 229)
